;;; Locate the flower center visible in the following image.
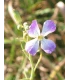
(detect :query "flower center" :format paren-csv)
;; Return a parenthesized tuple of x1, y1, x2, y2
(38, 35, 43, 40)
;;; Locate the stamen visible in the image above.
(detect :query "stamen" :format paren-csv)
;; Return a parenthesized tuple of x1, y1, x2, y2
(38, 35, 43, 40)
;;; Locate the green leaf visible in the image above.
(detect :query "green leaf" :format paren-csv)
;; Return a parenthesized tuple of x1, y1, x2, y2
(13, 10, 22, 24)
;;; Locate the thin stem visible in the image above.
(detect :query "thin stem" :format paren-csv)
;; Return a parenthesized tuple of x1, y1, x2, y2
(22, 56, 28, 78)
(23, 71, 27, 78)
(22, 49, 29, 59)
(29, 54, 34, 80)
(15, 37, 28, 80)
(21, 43, 29, 60)
(34, 52, 42, 72)
(20, 78, 30, 80)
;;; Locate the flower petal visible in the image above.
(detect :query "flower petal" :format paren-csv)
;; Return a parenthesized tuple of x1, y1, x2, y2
(28, 20, 40, 38)
(41, 38, 56, 54)
(25, 38, 39, 56)
(41, 20, 56, 36)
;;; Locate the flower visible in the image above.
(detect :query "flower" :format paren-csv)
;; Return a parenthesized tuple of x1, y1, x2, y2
(25, 20, 56, 56)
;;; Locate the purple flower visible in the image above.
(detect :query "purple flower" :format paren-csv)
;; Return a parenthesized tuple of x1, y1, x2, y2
(25, 20, 56, 56)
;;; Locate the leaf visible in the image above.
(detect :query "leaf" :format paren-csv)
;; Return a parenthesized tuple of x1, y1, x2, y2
(13, 10, 22, 24)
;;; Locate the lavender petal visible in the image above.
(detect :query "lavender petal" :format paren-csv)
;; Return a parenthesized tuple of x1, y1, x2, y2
(28, 20, 40, 38)
(25, 38, 39, 56)
(41, 20, 56, 36)
(41, 38, 56, 54)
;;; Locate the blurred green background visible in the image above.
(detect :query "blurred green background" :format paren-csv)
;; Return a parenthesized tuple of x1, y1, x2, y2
(4, 0, 65, 80)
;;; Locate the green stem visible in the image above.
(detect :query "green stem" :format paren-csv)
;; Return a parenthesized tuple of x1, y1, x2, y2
(34, 52, 42, 72)
(29, 54, 34, 80)
(20, 78, 30, 80)
(22, 49, 29, 59)
(22, 55, 28, 78)
(21, 43, 29, 60)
